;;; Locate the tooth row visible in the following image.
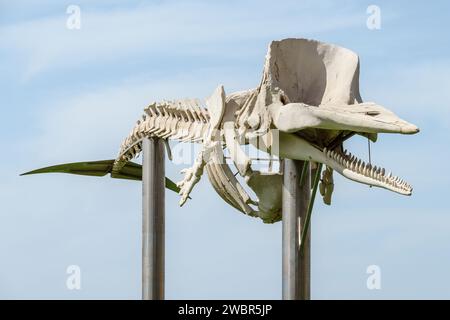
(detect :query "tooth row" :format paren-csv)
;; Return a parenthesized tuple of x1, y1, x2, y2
(323, 148, 412, 192)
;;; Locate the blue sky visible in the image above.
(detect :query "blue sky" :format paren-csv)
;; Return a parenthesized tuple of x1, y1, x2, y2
(1, 0, 449, 299)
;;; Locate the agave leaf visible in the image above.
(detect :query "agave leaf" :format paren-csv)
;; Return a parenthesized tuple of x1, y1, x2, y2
(21, 160, 114, 177)
(21, 159, 180, 194)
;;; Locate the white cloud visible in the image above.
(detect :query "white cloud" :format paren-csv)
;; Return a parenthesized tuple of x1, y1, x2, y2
(3, 0, 448, 299)
(312, 206, 450, 299)
(0, 0, 365, 79)
(364, 61, 450, 124)
(25, 67, 256, 165)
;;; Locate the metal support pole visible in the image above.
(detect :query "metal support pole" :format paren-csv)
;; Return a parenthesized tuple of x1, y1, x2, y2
(282, 160, 311, 300)
(142, 137, 165, 300)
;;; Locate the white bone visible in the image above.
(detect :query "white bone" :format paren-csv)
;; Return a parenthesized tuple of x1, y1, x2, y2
(112, 38, 419, 222)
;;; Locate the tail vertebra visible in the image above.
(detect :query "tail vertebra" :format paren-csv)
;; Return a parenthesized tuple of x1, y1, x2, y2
(113, 99, 210, 173)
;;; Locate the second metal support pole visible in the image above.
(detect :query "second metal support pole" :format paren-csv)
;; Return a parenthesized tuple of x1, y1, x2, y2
(142, 137, 165, 300)
(282, 160, 311, 300)
(141, 139, 310, 300)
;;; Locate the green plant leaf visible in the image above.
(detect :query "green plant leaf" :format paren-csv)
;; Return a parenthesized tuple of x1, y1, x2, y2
(21, 159, 180, 194)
